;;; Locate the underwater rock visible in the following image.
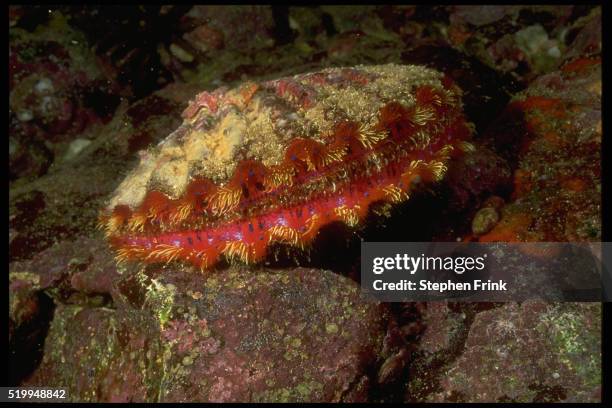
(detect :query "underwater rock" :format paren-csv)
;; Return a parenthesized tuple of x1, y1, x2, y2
(25, 267, 388, 402)
(427, 302, 601, 402)
(9, 12, 122, 180)
(182, 6, 275, 53)
(8, 86, 185, 263)
(403, 302, 496, 402)
(9, 271, 54, 385)
(8, 130, 53, 181)
(471, 206, 500, 236)
(480, 43, 601, 242)
(561, 7, 601, 65)
(446, 5, 588, 80)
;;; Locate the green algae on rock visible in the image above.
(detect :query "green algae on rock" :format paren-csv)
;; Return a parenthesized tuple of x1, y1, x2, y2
(25, 267, 389, 402)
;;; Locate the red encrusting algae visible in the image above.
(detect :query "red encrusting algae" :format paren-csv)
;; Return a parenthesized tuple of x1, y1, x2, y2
(100, 65, 474, 271)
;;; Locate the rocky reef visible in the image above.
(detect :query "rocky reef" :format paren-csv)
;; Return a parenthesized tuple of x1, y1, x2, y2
(9, 5, 602, 402)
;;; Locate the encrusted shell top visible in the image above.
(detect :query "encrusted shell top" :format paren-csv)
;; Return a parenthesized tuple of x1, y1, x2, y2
(107, 64, 451, 211)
